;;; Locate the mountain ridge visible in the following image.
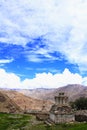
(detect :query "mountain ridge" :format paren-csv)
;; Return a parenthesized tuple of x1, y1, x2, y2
(0, 84, 87, 113)
(0, 89, 53, 112)
(18, 84, 87, 101)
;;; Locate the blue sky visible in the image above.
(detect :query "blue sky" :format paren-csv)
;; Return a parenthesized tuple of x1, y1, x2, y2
(0, 0, 87, 89)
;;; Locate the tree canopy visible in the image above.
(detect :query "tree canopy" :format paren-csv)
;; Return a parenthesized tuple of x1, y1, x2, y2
(70, 97, 87, 110)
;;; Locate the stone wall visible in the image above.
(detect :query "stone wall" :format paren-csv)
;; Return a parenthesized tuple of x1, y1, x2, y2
(50, 113, 75, 123)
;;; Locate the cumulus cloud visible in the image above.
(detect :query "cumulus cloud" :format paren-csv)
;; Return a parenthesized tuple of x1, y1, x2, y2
(21, 68, 83, 89)
(0, 69, 21, 89)
(0, 0, 87, 71)
(0, 68, 87, 89)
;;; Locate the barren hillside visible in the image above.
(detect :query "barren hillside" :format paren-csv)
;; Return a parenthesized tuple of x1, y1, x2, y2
(18, 84, 87, 101)
(0, 91, 21, 113)
(0, 84, 87, 113)
(1, 90, 53, 111)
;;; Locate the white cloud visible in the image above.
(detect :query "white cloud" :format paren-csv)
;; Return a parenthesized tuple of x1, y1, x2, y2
(0, 0, 87, 71)
(0, 59, 13, 64)
(22, 68, 83, 89)
(0, 0, 72, 45)
(0, 68, 87, 89)
(0, 69, 21, 89)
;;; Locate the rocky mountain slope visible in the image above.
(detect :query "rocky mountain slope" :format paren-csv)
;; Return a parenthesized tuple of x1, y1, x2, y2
(18, 88, 55, 101)
(0, 84, 87, 113)
(1, 90, 53, 112)
(0, 91, 21, 113)
(18, 84, 87, 101)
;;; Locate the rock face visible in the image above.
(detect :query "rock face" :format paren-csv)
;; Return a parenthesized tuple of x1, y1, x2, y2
(0, 94, 6, 102)
(0, 91, 22, 113)
(49, 93, 75, 123)
(75, 110, 87, 122)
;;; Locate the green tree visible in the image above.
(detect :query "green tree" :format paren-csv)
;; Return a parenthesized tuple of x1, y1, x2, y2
(71, 97, 87, 110)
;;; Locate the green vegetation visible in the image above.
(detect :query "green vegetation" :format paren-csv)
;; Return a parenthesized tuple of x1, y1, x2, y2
(70, 97, 87, 110)
(29, 123, 87, 130)
(0, 113, 87, 130)
(0, 113, 33, 130)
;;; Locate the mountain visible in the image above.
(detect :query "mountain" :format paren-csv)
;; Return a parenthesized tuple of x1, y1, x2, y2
(18, 84, 87, 101)
(18, 88, 55, 100)
(0, 91, 21, 113)
(53, 84, 87, 101)
(0, 84, 87, 113)
(1, 90, 53, 112)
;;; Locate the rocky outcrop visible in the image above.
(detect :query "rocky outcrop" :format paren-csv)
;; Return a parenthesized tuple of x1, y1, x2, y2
(75, 110, 87, 122)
